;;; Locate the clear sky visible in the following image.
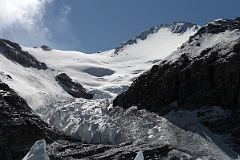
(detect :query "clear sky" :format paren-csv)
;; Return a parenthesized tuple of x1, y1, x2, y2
(0, 0, 240, 53)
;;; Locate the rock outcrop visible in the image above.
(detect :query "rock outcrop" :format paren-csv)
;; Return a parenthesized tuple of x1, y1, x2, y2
(56, 73, 93, 99)
(113, 18, 240, 153)
(41, 45, 53, 51)
(0, 39, 48, 70)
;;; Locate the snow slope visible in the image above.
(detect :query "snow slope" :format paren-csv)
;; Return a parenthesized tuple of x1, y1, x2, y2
(0, 54, 71, 109)
(25, 22, 199, 99)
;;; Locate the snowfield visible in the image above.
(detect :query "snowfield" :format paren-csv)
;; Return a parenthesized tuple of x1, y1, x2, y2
(0, 54, 71, 109)
(24, 25, 198, 100)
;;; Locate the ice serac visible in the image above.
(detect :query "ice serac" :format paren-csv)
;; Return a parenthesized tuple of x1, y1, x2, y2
(23, 139, 49, 160)
(134, 150, 144, 160)
(37, 99, 126, 145)
(113, 17, 240, 153)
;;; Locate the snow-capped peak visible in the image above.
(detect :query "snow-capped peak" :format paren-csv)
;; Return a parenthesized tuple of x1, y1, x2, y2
(114, 21, 200, 54)
(166, 17, 240, 64)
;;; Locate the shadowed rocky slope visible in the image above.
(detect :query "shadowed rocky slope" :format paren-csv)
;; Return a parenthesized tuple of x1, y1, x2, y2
(0, 81, 60, 159)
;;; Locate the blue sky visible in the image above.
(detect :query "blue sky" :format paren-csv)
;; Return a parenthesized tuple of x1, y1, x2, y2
(0, 0, 240, 53)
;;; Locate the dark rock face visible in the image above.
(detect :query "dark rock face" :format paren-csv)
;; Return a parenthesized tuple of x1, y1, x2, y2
(56, 73, 93, 99)
(113, 18, 240, 152)
(0, 81, 59, 160)
(114, 21, 199, 54)
(0, 39, 48, 70)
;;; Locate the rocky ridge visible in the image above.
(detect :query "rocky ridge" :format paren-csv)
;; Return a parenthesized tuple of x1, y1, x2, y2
(0, 39, 48, 70)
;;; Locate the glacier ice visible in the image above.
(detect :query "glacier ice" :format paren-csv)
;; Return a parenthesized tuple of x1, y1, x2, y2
(236, 155, 240, 160)
(134, 150, 144, 160)
(22, 139, 49, 160)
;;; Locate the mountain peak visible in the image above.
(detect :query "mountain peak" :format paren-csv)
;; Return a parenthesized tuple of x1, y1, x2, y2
(161, 21, 200, 33)
(114, 21, 200, 54)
